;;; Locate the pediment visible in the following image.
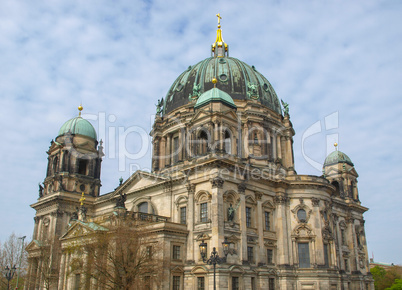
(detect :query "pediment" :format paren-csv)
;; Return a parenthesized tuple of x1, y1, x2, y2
(61, 221, 107, 240)
(113, 171, 167, 197)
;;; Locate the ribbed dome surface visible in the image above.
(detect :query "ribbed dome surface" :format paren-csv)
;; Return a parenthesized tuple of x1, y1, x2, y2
(163, 56, 281, 115)
(324, 150, 354, 167)
(58, 116, 97, 140)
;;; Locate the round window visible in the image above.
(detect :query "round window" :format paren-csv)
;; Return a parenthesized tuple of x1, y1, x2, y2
(297, 209, 307, 222)
(263, 83, 269, 92)
(219, 74, 228, 82)
(80, 184, 85, 191)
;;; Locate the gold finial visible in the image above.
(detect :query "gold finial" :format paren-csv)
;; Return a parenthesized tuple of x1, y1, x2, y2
(78, 104, 83, 116)
(212, 77, 217, 88)
(79, 192, 86, 206)
(334, 142, 338, 150)
(212, 13, 228, 57)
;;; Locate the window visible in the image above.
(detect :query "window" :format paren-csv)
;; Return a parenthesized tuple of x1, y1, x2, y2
(144, 276, 151, 290)
(173, 276, 180, 290)
(224, 130, 231, 154)
(200, 202, 208, 222)
(265, 211, 271, 230)
(146, 246, 153, 259)
(180, 207, 187, 224)
(173, 245, 181, 260)
(173, 137, 179, 163)
(74, 274, 81, 290)
(298, 243, 310, 268)
(246, 207, 252, 227)
(269, 278, 275, 290)
(232, 277, 239, 290)
(198, 131, 208, 155)
(138, 202, 148, 213)
(344, 259, 349, 272)
(324, 244, 329, 268)
(341, 229, 346, 245)
(267, 249, 273, 264)
(78, 160, 88, 175)
(247, 246, 254, 263)
(297, 209, 307, 222)
(197, 277, 205, 290)
(251, 277, 256, 290)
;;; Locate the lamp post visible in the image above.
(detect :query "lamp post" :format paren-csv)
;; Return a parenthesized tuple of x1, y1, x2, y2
(15, 235, 26, 289)
(199, 238, 230, 290)
(4, 265, 17, 290)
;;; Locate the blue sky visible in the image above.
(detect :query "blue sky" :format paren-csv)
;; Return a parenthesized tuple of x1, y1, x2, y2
(0, 0, 401, 264)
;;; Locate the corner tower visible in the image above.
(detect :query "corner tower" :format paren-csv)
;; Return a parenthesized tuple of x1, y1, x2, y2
(31, 105, 103, 242)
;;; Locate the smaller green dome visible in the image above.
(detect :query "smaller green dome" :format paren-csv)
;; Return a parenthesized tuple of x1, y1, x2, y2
(194, 87, 236, 109)
(58, 116, 97, 140)
(324, 150, 354, 167)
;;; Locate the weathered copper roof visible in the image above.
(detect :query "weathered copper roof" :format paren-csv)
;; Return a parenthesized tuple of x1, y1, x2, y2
(163, 56, 282, 115)
(195, 87, 236, 109)
(58, 116, 97, 139)
(324, 150, 354, 167)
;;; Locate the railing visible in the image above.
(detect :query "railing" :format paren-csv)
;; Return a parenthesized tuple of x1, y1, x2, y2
(129, 212, 170, 223)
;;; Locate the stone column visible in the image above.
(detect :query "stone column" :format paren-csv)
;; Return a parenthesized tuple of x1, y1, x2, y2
(178, 128, 183, 161)
(166, 134, 171, 166)
(187, 184, 195, 262)
(256, 192, 264, 265)
(243, 122, 249, 158)
(160, 136, 166, 169)
(272, 132, 277, 159)
(210, 177, 224, 248)
(275, 195, 289, 265)
(277, 135, 282, 160)
(58, 253, 66, 289)
(238, 183, 247, 263)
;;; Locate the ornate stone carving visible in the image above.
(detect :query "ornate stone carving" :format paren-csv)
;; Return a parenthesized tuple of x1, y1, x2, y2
(34, 216, 39, 224)
(311, 197, 320, 207)
(186, 183, 195, 194)
(238, 182, 246, 194)
(211, 177, 224, 188)
(115, 192, 127, 209)
(274, 195, 289, 205)
(255, 191, 262, 200)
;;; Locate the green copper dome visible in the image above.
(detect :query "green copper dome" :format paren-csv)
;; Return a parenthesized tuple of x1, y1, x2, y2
(324, 150, 354, 167)
(163, 56, 281, 115)
(195, 87, 236, 109)
(58, 116, 97, 140)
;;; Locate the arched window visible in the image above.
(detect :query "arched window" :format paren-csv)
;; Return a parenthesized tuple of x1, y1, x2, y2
(224, 130, 231, 154)
(53, 156, 59, 174)
(198, 131, 209, 156)
(138, 202, 155, 215)
(331, 181, 340, 197)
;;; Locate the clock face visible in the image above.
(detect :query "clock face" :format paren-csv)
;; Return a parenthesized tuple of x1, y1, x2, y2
(297, 209, 307, 222)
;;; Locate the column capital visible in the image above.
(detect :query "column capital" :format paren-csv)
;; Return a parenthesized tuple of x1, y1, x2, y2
(210, 176, 224, 188)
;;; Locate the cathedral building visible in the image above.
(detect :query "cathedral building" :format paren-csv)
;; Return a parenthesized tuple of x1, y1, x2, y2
(26, 16, 373, 290)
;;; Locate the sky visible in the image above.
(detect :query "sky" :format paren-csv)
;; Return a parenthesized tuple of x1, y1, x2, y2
(0, 0, 401, 264)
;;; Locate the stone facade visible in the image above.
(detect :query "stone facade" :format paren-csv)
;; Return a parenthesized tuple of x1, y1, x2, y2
(26, 21, 374, 290)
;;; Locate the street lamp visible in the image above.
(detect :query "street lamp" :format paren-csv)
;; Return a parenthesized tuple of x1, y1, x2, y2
(199, 238, 230, 290)
(4, 265, 17, 290)
(15, 235, 26, 289)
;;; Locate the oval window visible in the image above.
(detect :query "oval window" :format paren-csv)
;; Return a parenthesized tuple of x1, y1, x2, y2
(263, 83, 269, 92)
(219, 74, 228, 82)
(297, 209, 307, 222)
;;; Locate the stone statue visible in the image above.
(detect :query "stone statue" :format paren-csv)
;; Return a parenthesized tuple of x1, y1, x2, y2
(228, 204, 235, 221)
(227, 201, 241, 222)
(115, 192, 127, 209)
(281, 99, 289, 116)
(119, 177, 123, 186)
(70, 209, 78, 221)
(156, 98, 164, 116)
(38, 183, 44, 198)
(78, 205, 87, 221)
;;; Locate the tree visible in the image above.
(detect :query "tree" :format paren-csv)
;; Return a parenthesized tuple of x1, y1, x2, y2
(0, 233, 28, 289)
(66, 220, 165, 290)
(386, 279, 402, 290)
(371, 265, 402, 290)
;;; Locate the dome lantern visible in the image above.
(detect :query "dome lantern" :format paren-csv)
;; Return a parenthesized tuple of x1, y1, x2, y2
(211, 13, 228, 58)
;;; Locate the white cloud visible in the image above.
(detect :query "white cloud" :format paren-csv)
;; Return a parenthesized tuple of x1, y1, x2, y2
(0, 0, 401, 264)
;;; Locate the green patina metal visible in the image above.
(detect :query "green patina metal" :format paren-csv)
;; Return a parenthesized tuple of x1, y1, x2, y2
(194, 88, 237, 109)
(324, 150, 354, 167)
(163, 56, 282, 115)
(58, 116, 97, 139)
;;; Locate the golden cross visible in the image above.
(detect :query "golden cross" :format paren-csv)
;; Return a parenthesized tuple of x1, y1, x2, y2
(79, 192, 86, 206)
(216, 13, 222, 25)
